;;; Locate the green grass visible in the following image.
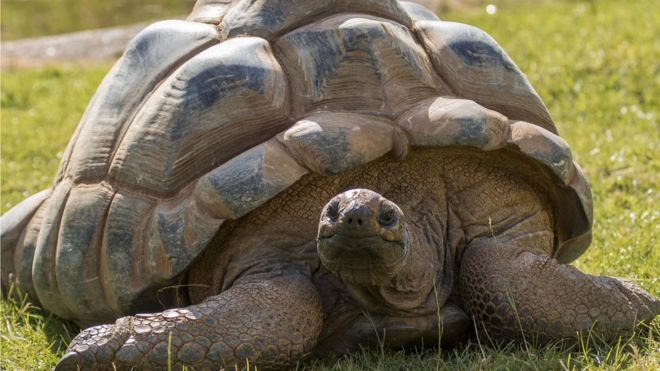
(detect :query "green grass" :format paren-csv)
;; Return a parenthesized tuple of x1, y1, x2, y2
(1, 65, 111, 214)
(1, 0, 196, 41)
(1, 0, 658, 369)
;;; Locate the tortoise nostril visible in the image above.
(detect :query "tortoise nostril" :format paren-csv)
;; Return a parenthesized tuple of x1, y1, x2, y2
(341, 204, 371, 230)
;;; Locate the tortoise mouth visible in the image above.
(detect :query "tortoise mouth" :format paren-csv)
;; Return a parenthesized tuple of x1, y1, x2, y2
(319, 232, 403, 247)
(317, 233, 407, 276)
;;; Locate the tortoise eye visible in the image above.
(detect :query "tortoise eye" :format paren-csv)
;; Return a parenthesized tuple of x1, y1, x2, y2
(378, 207, 397, 227)
(326, 200, 340, 222)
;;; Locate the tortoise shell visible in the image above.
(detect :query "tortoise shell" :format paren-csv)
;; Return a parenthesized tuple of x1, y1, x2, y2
(5, 0, 591, 324)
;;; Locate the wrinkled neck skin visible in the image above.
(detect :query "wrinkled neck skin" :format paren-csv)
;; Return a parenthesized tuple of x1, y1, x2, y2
(346, 227, 452, 317)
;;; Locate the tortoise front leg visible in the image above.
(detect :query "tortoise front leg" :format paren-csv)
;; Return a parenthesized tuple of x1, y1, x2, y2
(459, 239, 659, 342)
(56, 274, 323, 370)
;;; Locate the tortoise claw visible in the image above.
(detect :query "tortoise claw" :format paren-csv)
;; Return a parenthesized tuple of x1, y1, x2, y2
(54, 352, 80, 371)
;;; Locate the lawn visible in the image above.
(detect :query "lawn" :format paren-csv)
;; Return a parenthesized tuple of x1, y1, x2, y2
(1, 0, 195, 41)
(1, 0, 658, 369)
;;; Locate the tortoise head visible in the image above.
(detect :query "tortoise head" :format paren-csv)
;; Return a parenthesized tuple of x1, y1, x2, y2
(317, 189, 410, 285)
(317, 189, 454, 315)
(317, 189, 447, 313)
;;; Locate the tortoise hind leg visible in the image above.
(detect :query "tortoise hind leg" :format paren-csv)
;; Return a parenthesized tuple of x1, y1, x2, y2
(460, 238, 659, 342)
(56, 274, 324, 370)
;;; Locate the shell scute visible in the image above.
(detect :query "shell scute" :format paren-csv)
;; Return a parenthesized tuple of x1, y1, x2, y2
(280, 113, 395, 176)
(108, 37, 289, 197)
(1, 190, 50, 302)
(555, 163, 592, 263)
(194, 139, 307, 220)
(415, 21, 555, 133)
(187, 0, 239, 24)
(101, 190, 156, 318)
(32, 180, 74, 319)
(61, 21, 220, 184)
(144, 195, 218, 282)
(221, 0, 413, 39)
(510, 122, 572, 183)
(398, 97, 509, 150)
(277, 14, 445, 117)
(55, 183, 115, 324)
(400, 1, 441, 22)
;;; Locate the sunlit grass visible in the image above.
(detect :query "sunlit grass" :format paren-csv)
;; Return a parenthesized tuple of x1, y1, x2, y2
(0, 0, 195, 41)
(0, 288, 77, 370)
(0, 0, 658, 369)
(1, 65, 110, 214)
(305, 324, 658, 370)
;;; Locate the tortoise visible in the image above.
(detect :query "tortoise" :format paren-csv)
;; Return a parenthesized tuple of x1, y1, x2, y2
(1, 0, 658, 369)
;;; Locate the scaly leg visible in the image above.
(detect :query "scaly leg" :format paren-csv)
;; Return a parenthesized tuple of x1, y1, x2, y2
(56, 274, 323, 370)
(460, 239, 659, 342)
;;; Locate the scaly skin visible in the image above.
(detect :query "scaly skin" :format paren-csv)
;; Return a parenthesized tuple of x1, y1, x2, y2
(460, 240, 659, 342)
(57, 275, 323, 370)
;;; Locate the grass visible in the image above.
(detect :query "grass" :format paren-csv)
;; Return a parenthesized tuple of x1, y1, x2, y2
(1, 65, 111, 213)
(1, 0, 196, 41)
(304, 331, 660, 370)
(1, 0, 658, 369)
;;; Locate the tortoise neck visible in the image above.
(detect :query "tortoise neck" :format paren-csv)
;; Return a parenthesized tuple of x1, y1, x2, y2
(343, 225, 451, 316)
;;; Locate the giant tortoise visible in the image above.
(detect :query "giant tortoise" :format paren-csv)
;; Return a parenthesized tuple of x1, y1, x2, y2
(1, 0, 658, 369)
